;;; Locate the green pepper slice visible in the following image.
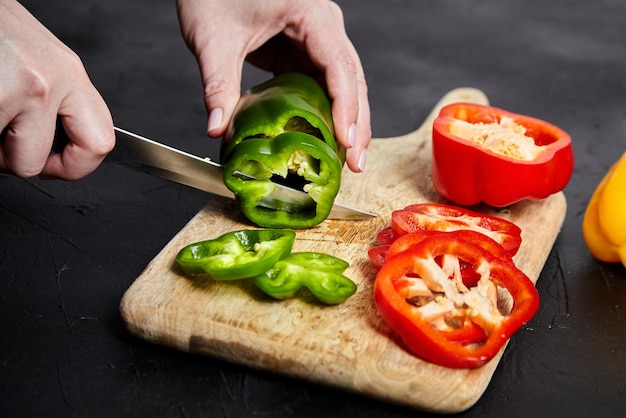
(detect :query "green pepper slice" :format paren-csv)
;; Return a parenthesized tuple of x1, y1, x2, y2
(175, 229, 296, 280)
(253, 252, 357, 305)
(221, 72, 345, 229)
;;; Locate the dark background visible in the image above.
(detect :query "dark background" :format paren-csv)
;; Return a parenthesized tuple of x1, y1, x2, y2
(2, 0, 626, 416)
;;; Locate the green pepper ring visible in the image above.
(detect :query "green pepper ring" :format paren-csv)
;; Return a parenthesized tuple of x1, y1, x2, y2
(222, 132, 343, 229)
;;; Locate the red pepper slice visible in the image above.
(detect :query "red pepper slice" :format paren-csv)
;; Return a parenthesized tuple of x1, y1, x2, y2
(369, 229, 512, 284)
(374, 234, 539, 369)
(367, 245, 390, 270)
(385, 230, 445, 260)
(391, 203, 522, 256)
(367, 227, 401, 269)
(431, 102, 574, 207)
(389, 229, 512, 276)
(376, 226, 397, 245)
(368, 230, 439, 270)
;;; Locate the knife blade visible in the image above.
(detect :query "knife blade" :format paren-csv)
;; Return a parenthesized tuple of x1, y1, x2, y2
(110, 127, 376, 220)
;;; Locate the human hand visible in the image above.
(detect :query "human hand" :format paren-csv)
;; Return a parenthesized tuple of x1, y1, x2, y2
(176, 0, 371, 173)
(0, 0, 115, 180)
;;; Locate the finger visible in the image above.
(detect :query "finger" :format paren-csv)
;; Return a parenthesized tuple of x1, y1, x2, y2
(193, 36, 245, 139)
(0, 112, 57, 178)
(177, 0, 242, 138)
(304, 45, 360, 155)
(329, 50, 371, 172)
(297, 2, 370, 172)
(41, 90, 115, 180)
(328, 20, 372, 172)
(345, 66, 372, 173)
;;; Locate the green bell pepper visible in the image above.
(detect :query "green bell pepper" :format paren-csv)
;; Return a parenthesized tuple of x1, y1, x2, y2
(221, 72, 345, 229)
(175, 229, 296, 280)
(253, 252, 357, 305)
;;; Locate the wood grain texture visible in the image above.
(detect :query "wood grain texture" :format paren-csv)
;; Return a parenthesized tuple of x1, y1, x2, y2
(119, 88, 566, 413)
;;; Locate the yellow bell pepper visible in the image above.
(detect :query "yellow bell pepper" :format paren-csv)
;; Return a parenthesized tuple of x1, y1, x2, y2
(583, 152, 626, 267)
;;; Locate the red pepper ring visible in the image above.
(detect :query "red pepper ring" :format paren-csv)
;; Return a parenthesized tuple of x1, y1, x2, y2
(368, 230, 440, 270)
(386, 229, 514, 289)
(374, 234, 539, 369)
(366, 226, 403, 269)
(431, 102, 574, 207)
(387, 229, 512, 263)
(370, 230, 512, 344)
(368, 225, 515, 271)
(392, 203, 522, 256)
(376, 226, 396, 245)
(367, 245, 390, 270)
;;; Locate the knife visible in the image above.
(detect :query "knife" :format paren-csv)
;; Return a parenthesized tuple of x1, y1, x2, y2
(109, 127, 376, 220)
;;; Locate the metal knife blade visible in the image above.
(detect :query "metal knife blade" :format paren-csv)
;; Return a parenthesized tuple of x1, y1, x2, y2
(110, 128, 376, 220)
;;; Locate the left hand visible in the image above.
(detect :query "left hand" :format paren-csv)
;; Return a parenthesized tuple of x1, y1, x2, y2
(176, 0, 371, 173)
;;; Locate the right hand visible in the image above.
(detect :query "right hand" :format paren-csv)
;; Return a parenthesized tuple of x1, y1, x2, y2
(0, 0, 115, 180)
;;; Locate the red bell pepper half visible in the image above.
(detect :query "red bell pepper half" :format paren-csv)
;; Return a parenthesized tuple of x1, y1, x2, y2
(431, 102, 574, 207)
(391, 203, 522, 256)
(374, 234, 539, 369)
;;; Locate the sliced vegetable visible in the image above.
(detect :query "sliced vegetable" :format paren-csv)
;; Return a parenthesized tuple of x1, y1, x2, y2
(432, 102, 574, 207)
(177, 228, 356, 304)
(583, 152, 626, 267)
(387, 230, 511, 262)
(376, 226, 397, 245)
(391, 203, 522, 256)
(374, 234, 540, 369)
(369, 230, 439, 270)
(221, 72, 344, 229)
(253, 252, 357, 304)
(222, 132, 342, 229)
(367, 244, 391, 270)
(176, 229, 295, 280)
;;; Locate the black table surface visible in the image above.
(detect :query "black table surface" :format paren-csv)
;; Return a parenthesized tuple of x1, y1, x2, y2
(3, 1, 626, 417)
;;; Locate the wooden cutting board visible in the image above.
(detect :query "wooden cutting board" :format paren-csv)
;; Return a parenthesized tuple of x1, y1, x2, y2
(120, 88, 567, 413)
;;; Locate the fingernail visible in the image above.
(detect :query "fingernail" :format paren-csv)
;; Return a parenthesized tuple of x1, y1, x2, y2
(357, 149, 366, 172)
(207, 107, 223, 133)
(348, 123, 356, 147)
